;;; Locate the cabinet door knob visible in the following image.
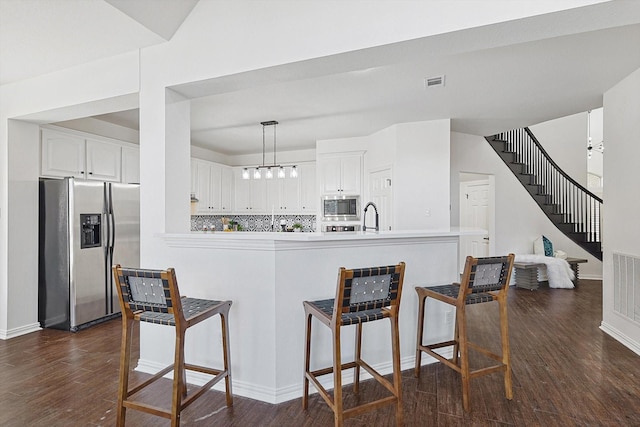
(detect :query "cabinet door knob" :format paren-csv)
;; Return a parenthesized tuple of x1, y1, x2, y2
(89, 171, 93, 175)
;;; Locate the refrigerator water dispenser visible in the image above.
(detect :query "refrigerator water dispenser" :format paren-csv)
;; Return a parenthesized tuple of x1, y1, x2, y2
(80, 213, 101, 248)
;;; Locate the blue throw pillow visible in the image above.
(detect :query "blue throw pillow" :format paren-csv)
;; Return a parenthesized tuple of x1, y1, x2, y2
(542, 235, 553, 257)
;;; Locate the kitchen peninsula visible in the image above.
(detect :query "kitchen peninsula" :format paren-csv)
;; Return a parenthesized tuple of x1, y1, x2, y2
(137, 228, 482, 404)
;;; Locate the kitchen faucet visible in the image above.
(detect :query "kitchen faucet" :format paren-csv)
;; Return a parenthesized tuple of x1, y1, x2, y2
(363, 202, 379, 232)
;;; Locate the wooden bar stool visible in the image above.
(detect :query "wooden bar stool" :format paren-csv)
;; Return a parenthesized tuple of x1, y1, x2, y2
(112, 265, 233, 427)
(302, 262, 406, 427)
(414, 254, 514, 412)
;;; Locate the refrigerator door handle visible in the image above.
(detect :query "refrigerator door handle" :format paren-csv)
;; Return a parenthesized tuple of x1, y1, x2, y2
(104, 184, 111, 255)
(107, 184, 116, 313)
(104, 183, 112, 315)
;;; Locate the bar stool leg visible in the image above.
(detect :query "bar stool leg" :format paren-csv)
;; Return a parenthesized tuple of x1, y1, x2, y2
(457, 305, 471, 412)
(171, 328, 186, 427)
(333, 327, 343, 427)
(452, 309, 460, 365)
(414, 293, 426, 377)
(390, 314, 404, 426)
(499, 295, 513, 400)
(354, 323, 363, 393)
(302, 312, 312, 409)
(116, 317, 135, 427)
(221, 308, 234, 406)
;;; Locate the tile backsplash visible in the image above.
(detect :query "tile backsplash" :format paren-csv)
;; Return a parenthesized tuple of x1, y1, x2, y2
(191, 214, 317, 232)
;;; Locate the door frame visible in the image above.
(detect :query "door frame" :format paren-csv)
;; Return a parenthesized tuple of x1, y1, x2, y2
(459, 173, 495, 270)
(368, 165, 393, 231)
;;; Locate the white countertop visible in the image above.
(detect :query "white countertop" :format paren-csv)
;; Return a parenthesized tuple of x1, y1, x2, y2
(159, 227, 487, 249)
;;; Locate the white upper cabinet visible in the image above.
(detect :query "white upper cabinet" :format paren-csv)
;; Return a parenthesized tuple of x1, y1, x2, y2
(266, 175, 300, 213)
(41, 130, 86, 179)
(318, 152, 363, 195)
(250, 175, 267, 212)
(85, 139, 121, 182)
(121, 146, 140, 184)
(220, 166, 233, 213)
(298, 163, 317, 212)
(192, 162, 316, 216)
(192, 159, 233, 214)
(233, 168, 267, 213)
(41, 128, 134, 183)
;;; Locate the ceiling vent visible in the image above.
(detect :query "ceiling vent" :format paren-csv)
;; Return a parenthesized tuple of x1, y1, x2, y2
(424, 75, 445, 88)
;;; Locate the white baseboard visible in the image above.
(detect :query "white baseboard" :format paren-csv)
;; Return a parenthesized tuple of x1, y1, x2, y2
(599, 322, 640, 356)
(137, 349, 449, 404)
(0, 322, 41, 340)
(579, 274, 602, 280)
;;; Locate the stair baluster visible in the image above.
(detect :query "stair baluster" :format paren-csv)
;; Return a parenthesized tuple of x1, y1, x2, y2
(486, 128, 602, 260)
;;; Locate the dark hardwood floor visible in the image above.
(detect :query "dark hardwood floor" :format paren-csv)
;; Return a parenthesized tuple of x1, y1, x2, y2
(1, 279, 639, 426)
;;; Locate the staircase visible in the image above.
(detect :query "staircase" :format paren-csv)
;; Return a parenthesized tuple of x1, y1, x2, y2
(486, 128, 602, 261)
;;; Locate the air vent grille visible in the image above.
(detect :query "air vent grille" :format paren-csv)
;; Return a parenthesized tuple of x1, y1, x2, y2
(424, 75, 445, 88)
(613, 252, 640, 324)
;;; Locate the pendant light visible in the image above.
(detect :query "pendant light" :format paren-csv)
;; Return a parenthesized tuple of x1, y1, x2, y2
(242, 121, 297, 179)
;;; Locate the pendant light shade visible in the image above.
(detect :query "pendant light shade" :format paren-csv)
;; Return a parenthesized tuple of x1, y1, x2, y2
(245, 121, 297, 179)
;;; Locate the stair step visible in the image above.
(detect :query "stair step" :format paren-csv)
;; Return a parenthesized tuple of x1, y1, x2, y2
(485, 132, 603, 262)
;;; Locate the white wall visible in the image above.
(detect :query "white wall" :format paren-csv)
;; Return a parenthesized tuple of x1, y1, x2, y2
(317, 120, 451, 230)
(0, 0, 621, 337)
(600, 67, 640, 355)
(587, 108, 604, 179)
(450, 131, 602, 278)
(53, 117, 139, 144)
(529, 111, 588, 188)
(394, 120, 451, 229)
(7, 120, 40, 335)
(0, 52, 140, 338)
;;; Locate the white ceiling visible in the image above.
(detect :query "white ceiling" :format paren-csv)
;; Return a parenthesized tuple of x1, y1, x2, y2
(2, 1, 640, 157)
(0, 0, 197, 85)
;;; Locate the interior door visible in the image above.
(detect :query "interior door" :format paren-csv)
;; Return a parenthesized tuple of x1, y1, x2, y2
(369, 168, 393, 231)
(460, 179, 491, 271)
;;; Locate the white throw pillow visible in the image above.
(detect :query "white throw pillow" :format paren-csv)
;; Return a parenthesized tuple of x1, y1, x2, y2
(533, 236, 545, 255)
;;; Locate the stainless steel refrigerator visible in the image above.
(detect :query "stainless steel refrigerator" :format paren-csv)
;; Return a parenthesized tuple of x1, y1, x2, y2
(38, 177, 140, 331)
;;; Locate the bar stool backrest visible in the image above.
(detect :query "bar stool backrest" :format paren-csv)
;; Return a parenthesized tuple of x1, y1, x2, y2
(114, 266, 184, 323)
(334, 263, 406, 318)
(458, 254, 514, 300)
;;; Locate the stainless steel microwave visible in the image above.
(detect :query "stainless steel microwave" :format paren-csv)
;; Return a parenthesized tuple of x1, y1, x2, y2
(322, 195, 360, 221)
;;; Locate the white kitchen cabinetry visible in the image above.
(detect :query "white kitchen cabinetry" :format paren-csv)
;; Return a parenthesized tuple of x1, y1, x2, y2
(233, 168, 267, 213)
(192, 159, 233, 214)
(318, 153, 362, 195)
(267, 176, 300, 213)
(298, 163, 317, 212)
(85, 139, 121, 182)
(235, 163, 317, 215)
(121, 146, 140, 184)
(41, 129, 122, 182)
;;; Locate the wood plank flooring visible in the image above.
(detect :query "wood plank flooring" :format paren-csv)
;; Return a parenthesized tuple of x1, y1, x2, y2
(1, 279, 639, 426)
